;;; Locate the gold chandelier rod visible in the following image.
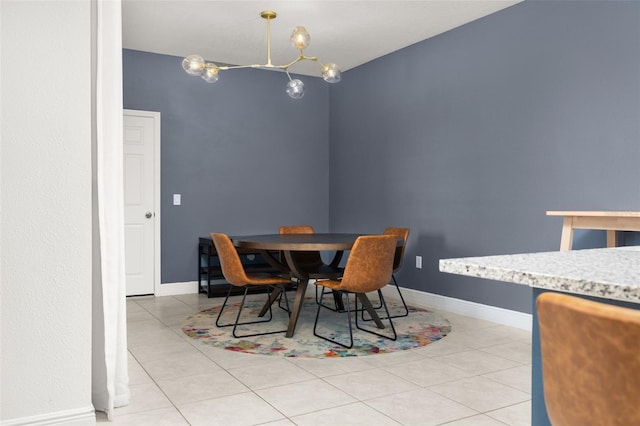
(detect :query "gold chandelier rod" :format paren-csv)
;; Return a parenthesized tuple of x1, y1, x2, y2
(181, 10, 341, 99)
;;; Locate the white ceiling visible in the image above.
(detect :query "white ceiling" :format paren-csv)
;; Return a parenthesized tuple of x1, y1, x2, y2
(122, 0, 522, 77)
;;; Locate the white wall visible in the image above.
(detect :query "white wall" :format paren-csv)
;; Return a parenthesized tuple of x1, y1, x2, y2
(1, 1, 94, 424)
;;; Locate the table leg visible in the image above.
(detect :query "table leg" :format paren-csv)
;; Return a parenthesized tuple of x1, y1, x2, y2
(286, 279, 309, 337)
(560, 217, 574, 251)
(357, 293, 385, 329)
(607, 230, 618, 248)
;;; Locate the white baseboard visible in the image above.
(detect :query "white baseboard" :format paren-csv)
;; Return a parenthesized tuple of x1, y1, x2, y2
(0, 406, 96, 426)
(157, 281, 532, 331)
(155, 281, 199, 296)
(388, 287, 532, 331)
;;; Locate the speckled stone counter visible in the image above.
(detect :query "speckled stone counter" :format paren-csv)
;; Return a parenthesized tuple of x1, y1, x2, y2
(439, 246, 640, 426)
(439, 246, 640, 303)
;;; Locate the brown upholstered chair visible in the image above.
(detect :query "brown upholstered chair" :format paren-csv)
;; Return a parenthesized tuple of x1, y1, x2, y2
(313, 235, 397, 348)
(383, 227, 410, 317)
(211, 233, 290, 338)
(537, 292, 640, 426)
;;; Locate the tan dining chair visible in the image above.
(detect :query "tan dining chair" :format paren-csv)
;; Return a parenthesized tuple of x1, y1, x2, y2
(313, 235, 397, 348)
(537, 292, 640, 426)
(211, 233, 290, 338)
(382, 227, 410, 317)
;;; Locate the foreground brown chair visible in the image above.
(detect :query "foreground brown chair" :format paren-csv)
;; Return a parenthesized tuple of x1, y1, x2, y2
(537, 292, 640, 425)
(313, 235, 397, 348)
(211, 233, 290, 338)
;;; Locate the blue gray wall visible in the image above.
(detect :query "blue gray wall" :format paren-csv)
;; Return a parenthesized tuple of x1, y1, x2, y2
(124, 0, 640, 313)
(123, 50, 331, 283)
(328, 0, 640, 313)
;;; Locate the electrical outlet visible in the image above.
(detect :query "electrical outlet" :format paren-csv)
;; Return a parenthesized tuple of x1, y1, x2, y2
(416, 255, 422, 269)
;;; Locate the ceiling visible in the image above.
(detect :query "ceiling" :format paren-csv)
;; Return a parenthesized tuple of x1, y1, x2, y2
(122, 1, 522, 77)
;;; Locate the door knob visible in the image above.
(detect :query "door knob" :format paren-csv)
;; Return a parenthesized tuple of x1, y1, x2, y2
(145, 212, 153, 219)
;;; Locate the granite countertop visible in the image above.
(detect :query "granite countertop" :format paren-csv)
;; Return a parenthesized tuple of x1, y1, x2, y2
(439, 246, 640, 303)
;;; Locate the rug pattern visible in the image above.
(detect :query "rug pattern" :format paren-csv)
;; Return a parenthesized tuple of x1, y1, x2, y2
(182, 296, 451, 358)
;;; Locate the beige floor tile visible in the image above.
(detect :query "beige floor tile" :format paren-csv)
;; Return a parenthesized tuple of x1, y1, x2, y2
(440, 414, 508, 425)
(429, 376, 531, 413)
(291, 401, 401, 425)
(109, 407, 189, 425)
(177, 392, 285, 426)
(486, 401, 532, 426)
(256, 378, 356, 417)
(140, 351, 222, 380)
(288, 356, 376, 378)
(416, 338, 473, 357)
(482, 365, 532, 394)
(112, 383, 173, 416)
(127, 357, 154, 386)
(358, 348, 427, 368)
(384, 357, 473, 387)
(433, 349, 522, 375)
(197, 343, 284, 370)
(127, 309, 158, 322)
(442, 328, 518, 349)
(365, 388, 478, 426)
(156, 370, 249, 405)
(259, 419, 297, 426)
(129, 339, 202, 363)
(440, 313, 502, 331)
(227, 358, 316, 390)
(480, 341, 532, 364)
(323, 368, 419, 401)
(127, 325, 186, 348)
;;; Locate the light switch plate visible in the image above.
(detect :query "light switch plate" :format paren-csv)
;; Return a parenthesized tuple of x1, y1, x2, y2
(416, 255, 422, 269)
(173, 194, 181, 205)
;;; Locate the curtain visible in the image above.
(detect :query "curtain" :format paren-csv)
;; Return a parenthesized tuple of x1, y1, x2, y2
(92, 0, 130, 419)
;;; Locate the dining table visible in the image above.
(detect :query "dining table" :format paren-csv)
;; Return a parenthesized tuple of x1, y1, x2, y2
(231, 233, 400, 338)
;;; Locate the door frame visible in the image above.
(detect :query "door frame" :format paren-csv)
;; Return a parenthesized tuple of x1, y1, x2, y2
(124, 108, 161, 296)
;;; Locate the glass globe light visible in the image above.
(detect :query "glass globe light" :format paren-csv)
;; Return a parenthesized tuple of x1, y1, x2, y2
(182, 54, 205, 76)
(290, 26, 310, 50)
(201, 66, 220, 83)
(322, 63, 341, 83)
(286, 79, 305, 99)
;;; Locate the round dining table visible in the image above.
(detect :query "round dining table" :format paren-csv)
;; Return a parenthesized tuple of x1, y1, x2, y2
(231, 233, 394, 338)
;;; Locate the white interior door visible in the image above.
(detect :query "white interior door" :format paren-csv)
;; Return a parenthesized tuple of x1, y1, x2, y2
(123, 110, 160, 296)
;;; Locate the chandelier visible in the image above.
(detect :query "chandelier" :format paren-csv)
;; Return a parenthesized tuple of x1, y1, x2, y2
(181, 10, 341, 99)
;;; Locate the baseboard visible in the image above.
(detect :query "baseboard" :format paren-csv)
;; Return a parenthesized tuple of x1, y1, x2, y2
(0, 406, 96, 426)
(388, 287, 532, 331)
(155, 281, 200, 296)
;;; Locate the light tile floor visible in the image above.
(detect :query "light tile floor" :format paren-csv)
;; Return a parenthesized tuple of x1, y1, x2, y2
(96, 293, 532, 425)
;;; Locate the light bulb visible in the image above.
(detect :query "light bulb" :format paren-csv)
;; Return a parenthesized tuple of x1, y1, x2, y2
(290, 26, 310, 50)
(182, 54, 205, 76)
(201, 66, 220, 83)
(322, 63, 341, 83)
(286, 79, 305, 99)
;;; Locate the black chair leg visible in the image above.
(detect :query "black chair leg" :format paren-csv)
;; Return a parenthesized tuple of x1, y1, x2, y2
(361, 274, 409, 321)
(217, 285, 273, 328)
(313, 289, 354, 349)
(216, 284, 288, 338)
(356, 290, 397, 341)
(232, 285, 289, 338)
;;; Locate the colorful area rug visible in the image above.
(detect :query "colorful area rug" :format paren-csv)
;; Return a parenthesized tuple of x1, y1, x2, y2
(182, 296, 451, 358)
